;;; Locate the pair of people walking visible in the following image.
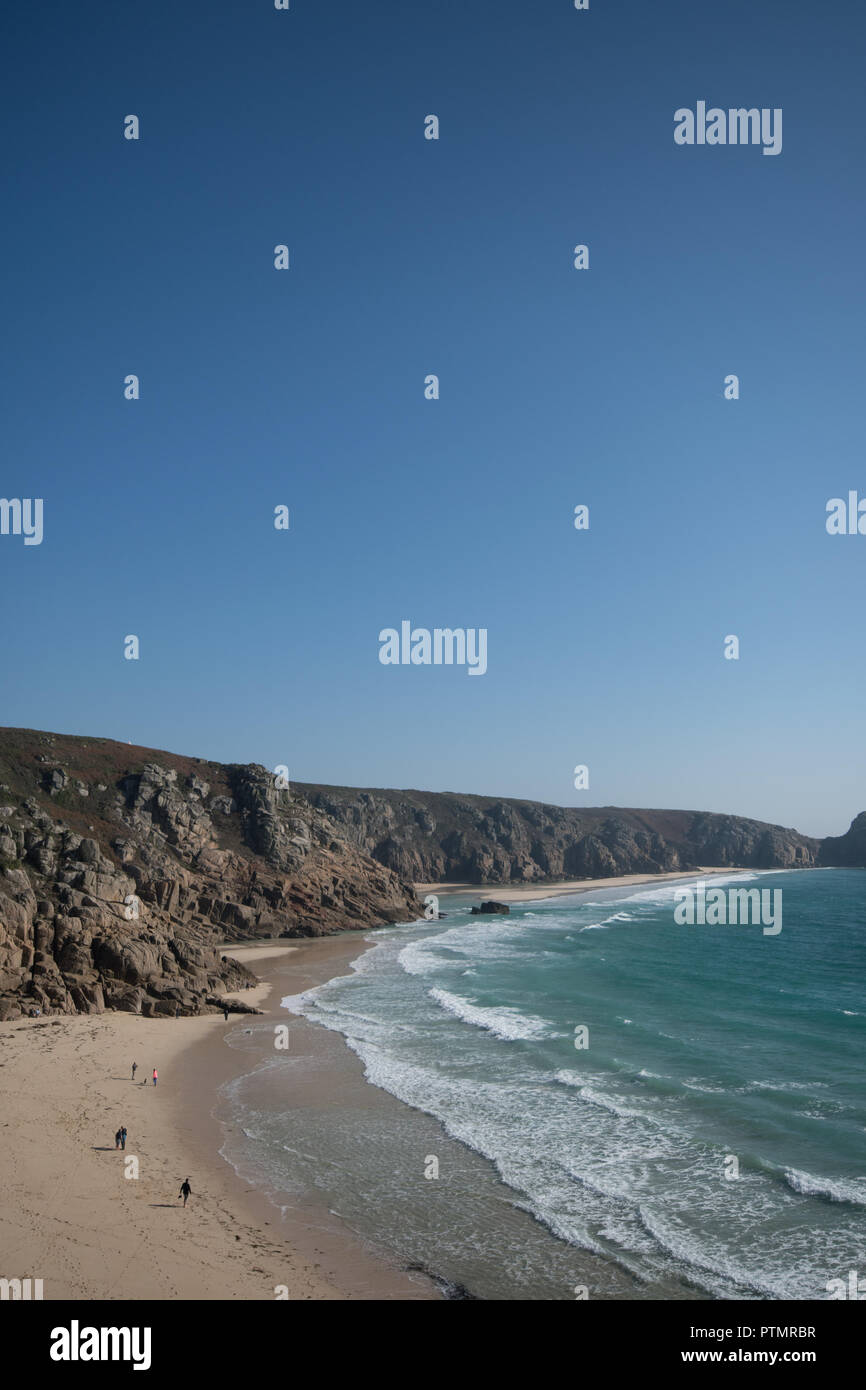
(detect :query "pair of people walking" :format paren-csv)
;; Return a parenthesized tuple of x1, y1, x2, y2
(114, 1126, 128, 1150)
(131, 1061, 157, 1086)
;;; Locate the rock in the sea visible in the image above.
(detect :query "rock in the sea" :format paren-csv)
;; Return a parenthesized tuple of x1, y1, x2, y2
(470, 901, 510, 915)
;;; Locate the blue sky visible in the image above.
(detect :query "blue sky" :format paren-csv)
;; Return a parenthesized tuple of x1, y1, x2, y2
(2, 0, 864, 838)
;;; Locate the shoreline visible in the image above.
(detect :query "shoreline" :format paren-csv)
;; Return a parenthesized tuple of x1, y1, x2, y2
(184, 936, 439, 1300)
(414, 865, 755, 904)
(0, 936, 437, 1300)
(0, 865, 787, 1301)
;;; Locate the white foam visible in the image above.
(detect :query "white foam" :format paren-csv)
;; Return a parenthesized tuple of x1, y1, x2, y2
(399, 919, 526, 978)
(635, 1203, 788, 1299)
(267, 877, 858, 1303)
(397, 936, 444, 977)
(281, 990, 315, 1015)
(583, 912, 635, 931)
(429, 987, 549, 1041)
(617, 871, 762, 909)
(783, 1168, 866, 1206)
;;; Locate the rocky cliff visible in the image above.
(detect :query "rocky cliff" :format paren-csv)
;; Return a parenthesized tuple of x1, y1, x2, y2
(297, 784, 821, 883)
(0, 730, 419, 1021)
(818, 812, 866, 868)
(0, 728, 852, 1023)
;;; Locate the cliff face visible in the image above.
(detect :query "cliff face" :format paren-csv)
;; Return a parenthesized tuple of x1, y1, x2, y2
(818, 813, 866, 867)
(0, 727, 847, 1023)
(0, 731, 419, 1021)
(296, 785, 820, 883)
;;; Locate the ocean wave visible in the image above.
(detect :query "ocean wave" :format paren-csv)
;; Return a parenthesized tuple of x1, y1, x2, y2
(782, 1168, 866, 1206)
(271, 872, 862, 1303)
(582, 912, 635, 931)
(619, 871, 762, 909)
(634, 1204, 788, 1299)
(397, 936, 446, 977)
(398, 920, 524, 977)
(429, 987, 549, 1040)
(744, 1079, 829, 1094)
(575, 1084, 656, 1123)
(552, 1074, 661, 1125)
(280, 990, 315, 1015)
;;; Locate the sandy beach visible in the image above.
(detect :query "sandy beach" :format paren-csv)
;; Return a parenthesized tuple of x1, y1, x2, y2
(0, 937, 435, 1301)
(415, 867, 746, 904)
(0, 866, 751, 1302)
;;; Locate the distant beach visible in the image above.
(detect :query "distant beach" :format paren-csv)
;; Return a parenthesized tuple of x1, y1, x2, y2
(415, 866, 747, 903)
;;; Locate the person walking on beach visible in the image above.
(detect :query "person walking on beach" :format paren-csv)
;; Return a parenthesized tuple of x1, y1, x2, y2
(152, 1068, 158, 1087)
(120, 1126, 127, 1151)
(131, 1061, 137, 1081)
(178, 1178, 192, 1208)
(223, 1006, 229, 1022)
(114, 1129, 122, 1150)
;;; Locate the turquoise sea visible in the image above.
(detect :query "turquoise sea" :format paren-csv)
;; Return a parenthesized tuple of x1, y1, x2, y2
(220, 869, 865, 1299)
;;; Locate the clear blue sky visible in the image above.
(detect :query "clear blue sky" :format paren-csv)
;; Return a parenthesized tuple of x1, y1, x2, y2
(2, 1, 864, 838)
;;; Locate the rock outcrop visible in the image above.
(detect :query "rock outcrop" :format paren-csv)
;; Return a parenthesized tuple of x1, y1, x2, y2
(0, 730, 419, 1021)
(818, 812, 866, 868)
(297, 785, 820, 884)
(470, 902, 510, 916)
(1, 726, 850, 1023)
